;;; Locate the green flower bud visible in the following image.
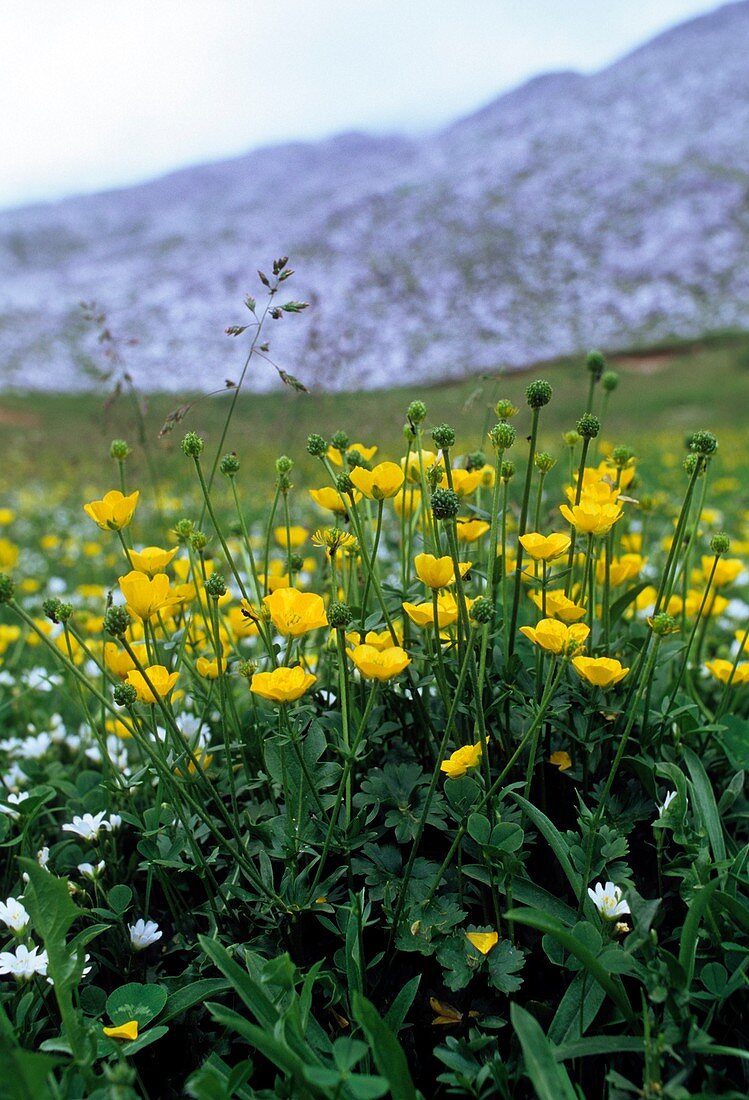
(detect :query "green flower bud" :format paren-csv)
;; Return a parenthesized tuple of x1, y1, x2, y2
(113, 683, 138, 707)
(328, 601, 353, 628)
(42, 597, 72, 623)
(290, 553, 305, 572)
(469, 596, 494, 624)
(431, 487, 459, 520)
(586, 350, 606, 380)
(431, 423, 456, 450)
(307, 433, 327, 457)
(276, 455, 293, 474)
(495, 398, 519, 419)
(426, 462, 443, 490)
(189, 530, 208, 552)
(181, 431, 205, 459)
(104, 606, 131, 637)
(205, 572, 227, 599)
(649, 612, 679, 636)
(220, 452, 240, 477)
(563, 430, 582, 448)
(336, 474, 355, 495)
(576, 413, 601, 439)
(500, 460, 516, 482)
(488, 422, 516, 451)
(465, 450, 486, 471)
(610, 445, 635, 468)
(710, 532, 730, 555)
(345, 449, 370, 470)
(0, 574, 15, 604)
(236, 659, 257, 681)
(174, 518, 194, 542)
(689, 430, 718, 456)
(602, 370, 619, 392)
(110, 439, 131, 461)
(683, 454, 700, 475)
(534, 451, 556, 473)
(277, 473, 293, 493)
(526, 379, 553, 408)
(407, 400, 427, 425)
(330, 430, 350, 453)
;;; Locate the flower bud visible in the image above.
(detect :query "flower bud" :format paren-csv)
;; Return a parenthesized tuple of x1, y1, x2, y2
(189, 531, 208, 552)
(576, 413, 601, 439)
(525, 379, 553, 408)
(649, 612, 679, 636)
(110, 439, 132, 461)
(328, 601, 353, 628)
(236, 659, 257, 681)
(500, 460, 516, 482)
(345, 449, 370, 470)
(0, 573, 15, 604)
(276, 455, 293, 475)
(586, 350, 606, 380)
(220, 452, 240, 477)
(431, 423, 456, 450)
(290, 553, 305, 572)
(534, 451, 556, 474)
(469, 596, 494, 624)
(42, 597, 72, 623)
(330, 430, 349, 453)
(174, 518, 194, 542)
(431, 488, 459, 520)
(495, 398, 519, 419)
(277, 473, 293, 493)
(407, 400, 427, 425)
(683, 454, 700, 475)
(205, 572, 227, 599)
(563, 430, 582, 448)
(602, 370, 619, 392)
(104, 606, 131, 637)
(710, 532, 730, 555)
(465, 450, 486, 471)
(181, 431, 205, 459)
(307, 433, 327, 457)
(488, 422, 516, 451)
(113, 683, 138, 707)
(336, 474, 355, 495)
(610, 445, 634, 468)
(689, 430, 718, 456)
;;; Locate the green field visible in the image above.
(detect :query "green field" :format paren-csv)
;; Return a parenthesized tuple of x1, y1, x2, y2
(2, 331, 749, 496)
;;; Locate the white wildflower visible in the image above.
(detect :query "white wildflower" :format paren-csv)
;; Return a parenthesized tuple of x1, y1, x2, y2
(587, 881, 630, 921)
(128, 919, 162, 950)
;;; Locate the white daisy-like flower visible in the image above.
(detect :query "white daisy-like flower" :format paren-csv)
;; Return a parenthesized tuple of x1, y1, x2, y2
(128, 918, 162, 950)
(77, 860, 105, 880)
(107, 814, 122, 831)
(657, 790, 678, 816)
(62, 811, 109, 841)
(0, 943, 49, 980)
(0, 897, 30, 933)
(0, 792, 29, 819)
(587, 881, 630, 921)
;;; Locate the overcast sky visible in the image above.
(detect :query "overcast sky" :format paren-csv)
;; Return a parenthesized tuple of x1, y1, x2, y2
(0, 0, 723, 209)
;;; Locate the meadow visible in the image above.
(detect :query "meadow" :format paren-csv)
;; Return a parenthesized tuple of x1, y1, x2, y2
(0, 275, 747, 1099)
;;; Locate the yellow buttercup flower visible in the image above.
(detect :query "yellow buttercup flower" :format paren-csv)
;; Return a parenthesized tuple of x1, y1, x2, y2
(126, 665, 179, 704)
(401, 450, 438, 483)
(566, 468, 622, 504)
(251, 665, 317, 703)
(440, 738, 487, 779)
(104, 642, 147, 680)
(0, 508, 15, 525)
(328, 442, 378, 467)
(0, 539, 19, 570)
(196, 657, 221, 679)
(403, 594, 462, 629)
(103, 1020, 139, 1041)
(0, 624, 21, 655)
(596, 554, 644, 587)
(227, 605, 260, 639)
(263, 587, 328, 636)
(126, 546, 178, 576)
(550, 751, 572, 771)
(572, 656, 629, 688)
(83, 490, 140, 531)
(684, 589, 728, 618)
(414, 553, 472, 589)
(466, 931, 499, 955)
(455, 518, 490, 543)
(519, 619, 590, 655)
(705, 659, 749, 685)
(348, 644, 410, 681)
(311, 528, 359, 557)
(346, 625, 403, 651)
(392, 486, 421, 519)
(529, 589, 586, 623)
(559, 500, 623, 537)
(440, 468, 482, 497)
(349, 461, 405, 501)
(519, 532, 571, 562)
(118, 571, 180, 622)
(702, 557, 744, 587)
(274, 526, 308, 549)
(309, 486, 361, 513)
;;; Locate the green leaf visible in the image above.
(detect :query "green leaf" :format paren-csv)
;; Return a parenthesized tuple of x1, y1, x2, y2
(106, 983, 168, 1028)
(678, 880, 721, 990)
(486, 939, 525, 994)
(159, 979, 232, 1025)
(510, 1003, 577, 1100)
(0, 1003, 62, 1100)
(508, 794, 581, 897)
(383, 974, 421, 1035)
(715, 714, 749, 770)
(505, 907, 636, 1025)
(352, 993, 417, 1100)
(107, 884, 132, 915)
(554, 1035, 644, 1061)
(683, 747, 726, 864)
(609, 580, 651, 624)
(548, 971, 605, 1044)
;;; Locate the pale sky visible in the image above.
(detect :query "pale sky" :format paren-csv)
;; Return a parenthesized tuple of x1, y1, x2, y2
(0, 0, 724, 209)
